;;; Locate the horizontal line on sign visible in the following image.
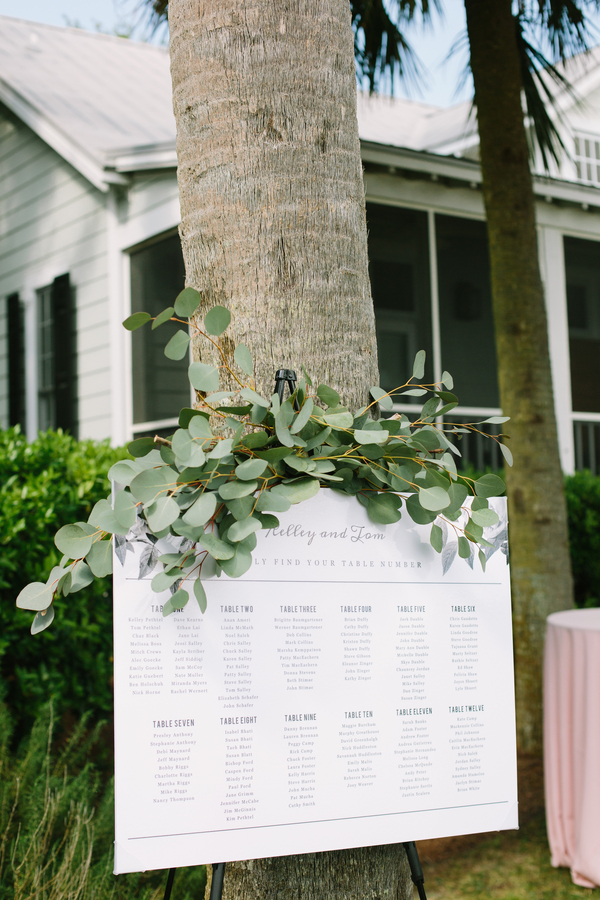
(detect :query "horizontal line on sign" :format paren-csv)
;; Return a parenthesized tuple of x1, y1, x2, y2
(128, 799, 508, 841)
(124, 578, 500, 586)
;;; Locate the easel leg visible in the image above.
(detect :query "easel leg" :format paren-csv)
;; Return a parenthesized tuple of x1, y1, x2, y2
(162, 868, 176, 900)
(209, 862, 226, 900)
(402, 842, 427, 900)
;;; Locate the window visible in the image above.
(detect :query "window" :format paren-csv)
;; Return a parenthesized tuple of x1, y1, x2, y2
(366, 204, 497, 409)
(130, 233, 190, 429)
(36, 274, 77, 434)
(564, 236, 600, 413)
(436, 215, 498, 409)
(573, 134, 600, 184)
(367, 204, 433, 393)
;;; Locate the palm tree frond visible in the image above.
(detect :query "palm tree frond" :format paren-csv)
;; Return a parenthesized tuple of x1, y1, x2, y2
(351, 0, 437, 93)
(515, 14, 583, 171)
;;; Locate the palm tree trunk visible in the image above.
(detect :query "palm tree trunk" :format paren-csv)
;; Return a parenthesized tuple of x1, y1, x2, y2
(168, 1, 411, 896)
(168, 0, 379, 410)
(464, 0, 574, 754)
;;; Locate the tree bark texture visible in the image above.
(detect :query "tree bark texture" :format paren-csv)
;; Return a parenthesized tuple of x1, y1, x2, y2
(168, 1, 411, 897)
(205, 846, 413, 900)
(168, 0, 379, 411)
(464, 0, 574, 754)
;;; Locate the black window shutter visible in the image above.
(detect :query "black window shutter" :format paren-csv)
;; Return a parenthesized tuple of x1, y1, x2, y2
(51, 274, 78, 436)
(7, 293, 26, 428)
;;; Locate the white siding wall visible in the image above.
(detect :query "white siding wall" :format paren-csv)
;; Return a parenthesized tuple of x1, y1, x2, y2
(0, 108, 111, 440)
(118, 170, 181, 252)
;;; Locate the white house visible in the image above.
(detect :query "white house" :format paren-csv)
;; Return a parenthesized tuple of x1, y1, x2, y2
(2, 15, 600, 474)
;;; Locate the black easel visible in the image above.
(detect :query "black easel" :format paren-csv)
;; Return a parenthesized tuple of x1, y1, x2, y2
(274, 368, 300, 409)
(161, 369, 428, 900)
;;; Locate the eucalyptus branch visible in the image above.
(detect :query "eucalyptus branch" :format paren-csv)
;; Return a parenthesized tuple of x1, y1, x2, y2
(16, 297, 510, 632)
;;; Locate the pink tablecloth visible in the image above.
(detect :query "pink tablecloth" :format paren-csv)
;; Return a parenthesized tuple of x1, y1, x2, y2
(544, 608, 600, 888)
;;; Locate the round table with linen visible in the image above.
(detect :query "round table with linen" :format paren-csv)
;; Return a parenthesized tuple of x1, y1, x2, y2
(544, 607, 600, 888)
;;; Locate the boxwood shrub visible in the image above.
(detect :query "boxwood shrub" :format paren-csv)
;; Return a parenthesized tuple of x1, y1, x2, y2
(0, 427, 128, 736)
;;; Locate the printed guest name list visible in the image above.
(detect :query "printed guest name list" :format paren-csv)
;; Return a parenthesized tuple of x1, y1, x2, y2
(113, 491, 517, 874)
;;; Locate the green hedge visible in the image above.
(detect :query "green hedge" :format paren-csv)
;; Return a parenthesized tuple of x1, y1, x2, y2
(565, 470, 600, 609)
(0, 428, 128, 735)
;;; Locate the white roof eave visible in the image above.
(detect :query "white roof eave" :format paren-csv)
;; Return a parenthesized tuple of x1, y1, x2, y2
(360, 140, 600, 207)
(0, 76, 127, 192)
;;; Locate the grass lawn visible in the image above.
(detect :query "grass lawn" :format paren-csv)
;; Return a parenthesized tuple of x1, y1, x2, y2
(420, 814, 596, 899)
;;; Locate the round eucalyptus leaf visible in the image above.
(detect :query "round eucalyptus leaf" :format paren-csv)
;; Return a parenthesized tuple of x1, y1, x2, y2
(86, 539, 113, 577)
(219, 479, 258, 500)
(234, 342, 253, 375)
(316, 384, 340, 408)
(17, 582, 53, 611)
(257, 513, 279, 529)
(199, 532, 235, 560)
(189, 362, 220, 393)
(146, 496, 180, 532)
(204, 305, 231, 336)
(67, 560, 95, 594)
(471, 507, 500, 528)
(114, 491, 138, 529)
(412, 349, 426, 380)
(193, 579, 207, 613)
(46, 565, 68, 589)
(151, 571, 182, 593)
(208, 439, 233, 460)
(170, 588, 189, 610)
(273, 478, 320, 505)
(354, 428, 389, 445)
(108, 460, 140, 486)
(174, 287, 201, 318)
(189, 415, 213, 440)
(130, 467, 177, 503)
(418, 486, 450, 511)
(123, 312, 151, 331)
(235, 458, 268, 481)
(324, 411, 354, 429)
(367, 493, 401, 525)
(164, 330, 191, 360)
(405, 493, 437, 525)
(183, 492, 218, 527)
(430, 523, 443, 553)
(31, 605, 55, 635)
(369, 386, 393, 411)
(127, 437, 155, 458)
(92, 504, 130, 536)
(162, 588, 189, 617)
(220, 544, 253, 578)
(55, 524, 93, 560)
(227, 516, 261, 543)
(152, 306, 175, 329)
(474, 474, 506, 498)
(240, 387, 270, 408)
(458, 535, 472, 559)
(255, 490, 291, 513)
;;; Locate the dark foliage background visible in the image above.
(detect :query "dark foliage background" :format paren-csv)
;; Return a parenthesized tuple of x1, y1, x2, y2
(0, 428, 128, 739)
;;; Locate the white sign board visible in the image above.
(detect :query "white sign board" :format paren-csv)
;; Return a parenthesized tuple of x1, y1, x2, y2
(113, 491, 517, 874)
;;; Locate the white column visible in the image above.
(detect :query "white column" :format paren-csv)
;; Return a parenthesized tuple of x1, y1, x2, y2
(539, 226, 575, 474)
(107, 188, 129, 447)
(427, 210, 442, 384)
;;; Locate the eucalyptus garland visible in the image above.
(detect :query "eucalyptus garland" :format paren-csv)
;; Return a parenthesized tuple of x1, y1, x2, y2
(16, 288, 510, 633)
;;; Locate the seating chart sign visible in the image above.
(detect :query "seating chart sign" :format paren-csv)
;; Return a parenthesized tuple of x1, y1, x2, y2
(113, 491, 517, 874)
